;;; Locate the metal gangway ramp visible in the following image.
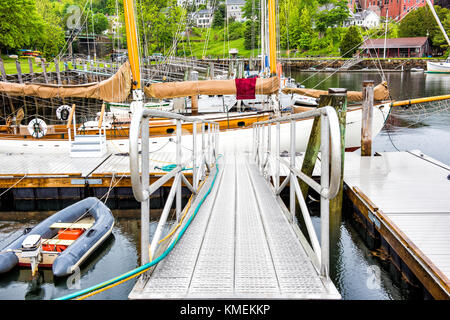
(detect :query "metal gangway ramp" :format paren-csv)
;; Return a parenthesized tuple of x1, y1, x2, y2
(128, 106, 342, 299)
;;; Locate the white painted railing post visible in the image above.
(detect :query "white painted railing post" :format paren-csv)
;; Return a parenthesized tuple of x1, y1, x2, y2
(320, 111, 330, 280)
(289, 120, 296, 222)
(193, 121, 198, 191)
(275, 122, 280, 190)
(176, 119, 182, 222)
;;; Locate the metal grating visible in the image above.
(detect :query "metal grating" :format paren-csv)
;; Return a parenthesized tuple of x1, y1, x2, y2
(129, 153, 340, 299)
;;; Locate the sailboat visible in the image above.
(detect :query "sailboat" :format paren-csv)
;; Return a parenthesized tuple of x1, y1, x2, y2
(0, 0, 393, 155)
(425, 0, 450, 73)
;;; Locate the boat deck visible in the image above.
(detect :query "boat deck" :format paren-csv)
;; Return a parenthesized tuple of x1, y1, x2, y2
(129, 152, 340, 299)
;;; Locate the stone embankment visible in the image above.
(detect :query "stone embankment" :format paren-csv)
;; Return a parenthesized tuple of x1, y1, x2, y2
(281, 58, 430, 71)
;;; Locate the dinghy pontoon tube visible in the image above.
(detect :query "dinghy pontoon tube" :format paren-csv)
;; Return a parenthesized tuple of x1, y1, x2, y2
(0, 197, 114, 277)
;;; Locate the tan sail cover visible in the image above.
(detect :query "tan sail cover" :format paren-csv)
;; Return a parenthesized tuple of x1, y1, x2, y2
(144, 77, 280, 98)
(281, 81, 390, 102)
(0, 62, 132, 102)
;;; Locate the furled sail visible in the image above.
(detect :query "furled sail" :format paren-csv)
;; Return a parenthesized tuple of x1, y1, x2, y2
(0, 62, 132, 103)
(281, 81, 390, 102)
(144, 77, 280, 99)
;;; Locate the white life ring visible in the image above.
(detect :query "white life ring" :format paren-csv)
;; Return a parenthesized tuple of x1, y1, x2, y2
(27, 118, 47, 139)
(56, 105, 71, 121)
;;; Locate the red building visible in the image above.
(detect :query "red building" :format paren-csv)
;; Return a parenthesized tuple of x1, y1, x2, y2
(350, 0, 434, 21)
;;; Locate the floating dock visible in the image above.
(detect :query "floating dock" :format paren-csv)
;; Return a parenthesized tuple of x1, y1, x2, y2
(0, 151, 194, 211)
(343, 150, 450, 299)
(129, 153, 340, 299)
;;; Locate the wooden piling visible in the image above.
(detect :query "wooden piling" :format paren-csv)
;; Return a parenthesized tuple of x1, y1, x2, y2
(15, 59, 28, 118)
(40, 59, 49, 84)
(361, 80, 374, 157)
(28, 58, 35, 81)
(15, 59, 23, 83)
(299, 95, 330, 198)
(54, 58, 62, 85)
(191, 95, 198, 116)
(0, 58, 15, 114)
(328, 88, 347, 224)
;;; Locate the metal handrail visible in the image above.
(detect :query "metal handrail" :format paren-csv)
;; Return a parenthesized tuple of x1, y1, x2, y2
(129, 101, 219, 262)
(252, 106, 341, 281)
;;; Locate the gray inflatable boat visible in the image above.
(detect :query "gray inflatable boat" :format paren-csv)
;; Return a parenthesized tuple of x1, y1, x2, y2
(0, 197, 114, 277)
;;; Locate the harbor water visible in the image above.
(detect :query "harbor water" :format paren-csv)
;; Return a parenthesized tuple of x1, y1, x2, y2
(0, 71, 449, 300)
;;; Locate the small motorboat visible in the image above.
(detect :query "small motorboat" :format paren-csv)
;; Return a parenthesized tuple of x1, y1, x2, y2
(0, 197, 114, 277)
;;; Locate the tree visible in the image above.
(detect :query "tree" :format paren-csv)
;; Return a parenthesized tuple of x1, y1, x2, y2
(212, 4, 226, 28)
(314, 0, 350, 34)
(399, 5, 450, 49)
(137, 0, 186, 54)
(340, 25, 362, 57)
(91, 13, 109, 34)
(0, 0, 44, 54)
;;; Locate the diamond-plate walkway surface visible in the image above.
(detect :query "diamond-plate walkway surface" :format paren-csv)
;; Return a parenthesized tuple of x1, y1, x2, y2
(129, 153, 340, 299)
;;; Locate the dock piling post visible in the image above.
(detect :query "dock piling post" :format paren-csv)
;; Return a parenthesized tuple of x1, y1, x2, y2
(299, 95, 331, 198)
(328, 88, 347, 217)
(0, 58, 15, 114)
(54, 58, 62, 85)
(361, 80, 374, 157)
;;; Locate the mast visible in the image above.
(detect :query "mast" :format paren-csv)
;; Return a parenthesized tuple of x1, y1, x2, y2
(383, 9, 388, 59)
(260, 0, 265, 74)
(123, 0, 142, 91)
(123, 0, 149, 270)
(425, 0, 450, 46)
(268, 0, 277, 75)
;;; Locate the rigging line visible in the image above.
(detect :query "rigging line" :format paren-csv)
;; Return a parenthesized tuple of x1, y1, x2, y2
(310, 15, 412, 90)
(298, 17, 406, 87)
(0, 175, 27, 198)
(57, 0, 91, 60)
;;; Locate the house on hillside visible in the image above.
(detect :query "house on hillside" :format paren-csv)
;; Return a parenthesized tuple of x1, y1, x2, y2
(226, 0, 247, 22)
(360, 37, 430, 58)
(343, 9, 380, 28)
(192, 9, 213, 28)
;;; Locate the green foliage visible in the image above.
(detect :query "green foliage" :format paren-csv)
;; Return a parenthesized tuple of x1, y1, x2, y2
(90, 13, 109, 34)
(399, 5, 450, 49)
(339, 25, 362, 57)
(243, 20, 259, 50)
(137, 0, 186, 54)
(0, 0, 44, 53)
(212, 4, 226, 28)
(314, 0, 350, 33)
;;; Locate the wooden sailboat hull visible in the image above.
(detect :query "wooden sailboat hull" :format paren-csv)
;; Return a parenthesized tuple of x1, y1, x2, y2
(0, 103, 391, 154)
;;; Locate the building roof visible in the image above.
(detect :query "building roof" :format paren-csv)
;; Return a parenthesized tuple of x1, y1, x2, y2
(226, 0, 245, 5)
(361, 37, 428, 49)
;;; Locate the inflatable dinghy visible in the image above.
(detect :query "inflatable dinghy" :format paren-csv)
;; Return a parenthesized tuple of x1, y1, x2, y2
(0, 197, 114, 277)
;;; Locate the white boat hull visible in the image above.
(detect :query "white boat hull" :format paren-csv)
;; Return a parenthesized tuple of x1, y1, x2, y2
(426, 61, 450, 73)
(0, 103, 391, 155)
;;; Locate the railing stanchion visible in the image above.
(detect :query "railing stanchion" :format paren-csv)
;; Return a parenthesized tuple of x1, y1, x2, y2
(275, 122, 280, 189)
(193, 121, 198, 191)
(176, 119, 182, 222)
(320, 111, 330, 280)
(289, 120, 296, 223)
(141, 111, 150, 267)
